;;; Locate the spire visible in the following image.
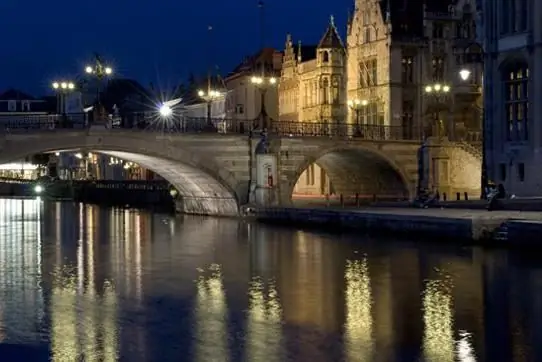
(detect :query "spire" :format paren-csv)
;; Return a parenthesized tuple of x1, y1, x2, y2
(317, 14, 345, 49)
(297, 40, 302, 62)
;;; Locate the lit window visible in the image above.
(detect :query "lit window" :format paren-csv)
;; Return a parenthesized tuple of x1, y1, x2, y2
(503, 61, 529, 141)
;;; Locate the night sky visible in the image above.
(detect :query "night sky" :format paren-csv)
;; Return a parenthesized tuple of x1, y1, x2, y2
(1, 0, 351, 96)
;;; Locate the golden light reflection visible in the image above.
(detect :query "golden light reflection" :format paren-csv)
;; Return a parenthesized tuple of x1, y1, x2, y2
(344, 258, 374, 362)
(422, 278, 454, 362)
(456, 330, 477, 362)
(194, 264, 229, 362)
(50, 268, 119, 361)
(246, 277, 283, 362)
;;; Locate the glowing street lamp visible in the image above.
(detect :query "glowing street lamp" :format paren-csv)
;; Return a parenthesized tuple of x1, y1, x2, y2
(459, 69, 471, 81)
(347, 98, 368, 136)
(52, 80, 76, 114)
(198, 86, 223, 128)
(251, 75, 277, 131)
(159, 104, 172, 117)
(424, 83, 451, 139)
(84, 53, 114, 125)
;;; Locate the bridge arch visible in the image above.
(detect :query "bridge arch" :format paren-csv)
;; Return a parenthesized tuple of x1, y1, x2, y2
(287, 144, 413, 203)
(0, 131, 241, 216)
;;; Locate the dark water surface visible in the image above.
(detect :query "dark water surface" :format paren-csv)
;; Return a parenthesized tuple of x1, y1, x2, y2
(0, 198, 540, 362)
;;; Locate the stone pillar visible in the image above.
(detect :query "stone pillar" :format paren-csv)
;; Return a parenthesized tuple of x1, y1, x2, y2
(254, 153, 278, 206)
(426, 137, 451, 196)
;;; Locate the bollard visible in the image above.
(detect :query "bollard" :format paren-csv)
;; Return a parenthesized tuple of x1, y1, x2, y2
(443, 192, 447, 201)
(340, 194, 344, 207)
(464, 192, 468, 201)
(456, 192, 460, 201)
(355, 193, 360, 207)
(325, 194, 330, 207)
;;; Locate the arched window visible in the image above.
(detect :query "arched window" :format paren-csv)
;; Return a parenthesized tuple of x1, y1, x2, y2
(503, 60, 529, 141)
(322, 51, 329, 63)
(364, 27, 371, 43)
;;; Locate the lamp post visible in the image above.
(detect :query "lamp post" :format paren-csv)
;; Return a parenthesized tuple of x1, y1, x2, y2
(251, 75, 276, 131)
(52, 81, 76, 127)
(84, 53, 113, 124)
(198, 86, 223, 130)
(459, 67, 487, 199)
(347, 98, 368, 136)
(423, 83, 451, 138)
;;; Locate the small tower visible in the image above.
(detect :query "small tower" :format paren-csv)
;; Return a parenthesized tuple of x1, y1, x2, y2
(316, 15, 346, 121)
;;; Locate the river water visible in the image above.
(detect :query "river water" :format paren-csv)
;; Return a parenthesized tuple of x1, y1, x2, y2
(0, 198, 539, 361)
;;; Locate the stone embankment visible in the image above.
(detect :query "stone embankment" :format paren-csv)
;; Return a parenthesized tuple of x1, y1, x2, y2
(254, 206, 542, 243)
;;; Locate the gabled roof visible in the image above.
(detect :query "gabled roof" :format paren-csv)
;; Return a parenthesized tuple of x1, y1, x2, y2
(318, 15, 344, 49)
(0, 88, 35, 101)
(226, 48, 280, 80)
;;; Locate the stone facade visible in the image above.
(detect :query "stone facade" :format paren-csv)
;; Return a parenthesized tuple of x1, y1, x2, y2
(347, 0, 483, 141)
(480, 0, 542, 196)
(278, 16, 347, 123)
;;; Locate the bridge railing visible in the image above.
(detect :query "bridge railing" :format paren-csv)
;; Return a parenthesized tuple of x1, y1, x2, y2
(1, 113, 487, 143)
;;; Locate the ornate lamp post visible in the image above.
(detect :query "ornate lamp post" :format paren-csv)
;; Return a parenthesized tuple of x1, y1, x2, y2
(347, 98, 368, 136)
(198, 85, 223, 130)
(84, 53, 113, 124)
(423, 83, 451, 138)
(251, 75, 276, 131)
(52, 81, 76, 114)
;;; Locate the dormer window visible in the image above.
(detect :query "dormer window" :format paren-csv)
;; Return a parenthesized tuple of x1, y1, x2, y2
(7, 100, 16, 112)
(322, 51, 329, 63)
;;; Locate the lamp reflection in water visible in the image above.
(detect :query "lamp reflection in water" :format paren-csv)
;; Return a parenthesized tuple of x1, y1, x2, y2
(0, 198, 44, 342)
(344, 258, 374, 361)
(456, 330, 477, 362)
(422, 277, 454, 362)
(51, 238, 118, 362)
(194, 264, 229, 362)
(246, 277, 283, 362)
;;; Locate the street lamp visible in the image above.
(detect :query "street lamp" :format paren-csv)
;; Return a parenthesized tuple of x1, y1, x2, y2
(459, 67, 487, 199)
(198, 86, 223, 129)
(424, 83, 451, 138)
(84, 53, 113, 125)
(347, 98, 368, 136)
(251, 75, 276, 131)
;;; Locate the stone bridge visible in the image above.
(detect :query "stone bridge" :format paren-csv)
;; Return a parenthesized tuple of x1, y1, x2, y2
(0, 128, 482, 215)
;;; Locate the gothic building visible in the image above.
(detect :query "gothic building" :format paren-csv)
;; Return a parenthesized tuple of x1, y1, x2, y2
(481, 0, 538, 196)
(278, 16, 347, 123)
(347, 0, 482, 141)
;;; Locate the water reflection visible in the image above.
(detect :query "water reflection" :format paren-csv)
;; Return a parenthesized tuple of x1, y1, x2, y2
(246, 277, 283, 362)
(194, 264, 228, 362)
(0, 201, 539, 361)
(344, 258, 373, 361)
(50, 268, 118, 361)
(422, 277, 454, 361)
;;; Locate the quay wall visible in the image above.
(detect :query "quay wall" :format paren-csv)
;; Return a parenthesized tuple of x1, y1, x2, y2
(254, 207, 512, 241)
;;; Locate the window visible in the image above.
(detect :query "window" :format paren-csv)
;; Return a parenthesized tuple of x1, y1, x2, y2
(235, 104, 244, 114)
(401, 57, 413, 83)
(499, 163, 507, 181)
(517, 163, 525, 181)
(503, 62, 529, 141)
(362, 101, 384, 125)
(7, 100, 16, 112)
(432, 57, 445, 81)
(321, 78, 329, 104)
(432, 23, 444, 38)
(500, 0, 528, 34)
(364, 27, 371, 43)
(22, 101, 30, 112)
(331, 77, 340, 104)
(359, 59, 378, 88)
(322, 51, 329, 63)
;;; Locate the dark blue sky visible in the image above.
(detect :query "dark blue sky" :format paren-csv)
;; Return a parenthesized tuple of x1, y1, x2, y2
(1, 0, 351, 96)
